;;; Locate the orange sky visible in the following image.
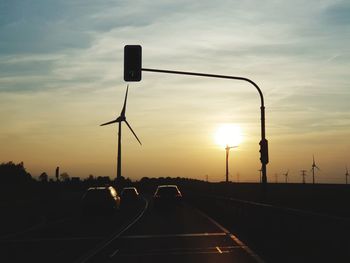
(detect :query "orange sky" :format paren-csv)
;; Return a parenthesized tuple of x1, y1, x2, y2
(1, 1, 349, 183)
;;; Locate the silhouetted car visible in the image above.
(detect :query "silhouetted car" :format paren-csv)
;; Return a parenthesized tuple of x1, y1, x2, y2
(153, 185, 182, 208)
(121, 187, 140, 207)
(81, 186, 120, 215)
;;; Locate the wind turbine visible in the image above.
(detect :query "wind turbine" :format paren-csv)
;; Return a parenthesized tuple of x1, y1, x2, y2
(225, 145, 237, 183)
(100, 85, 142, 182)
(346, 166, 349, 185)
(311, 155, 320, 184)
(283, 170, 289, 183)
(300, 170, 307, 184)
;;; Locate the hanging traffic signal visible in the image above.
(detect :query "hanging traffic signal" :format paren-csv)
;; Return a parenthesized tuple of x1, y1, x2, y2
(124, 45, 142, 81)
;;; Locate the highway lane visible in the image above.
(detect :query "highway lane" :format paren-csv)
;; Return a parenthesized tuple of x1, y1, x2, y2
(83, 199, 264, 263)
(0, 200, 145, 263)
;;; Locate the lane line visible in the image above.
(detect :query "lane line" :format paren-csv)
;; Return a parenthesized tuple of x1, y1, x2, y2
(117, 250, 230, 257)
(75, 197, 149, 263)
(120, 232, 226, 239)
(194, 206, 266, 263)
(109, 249, 119, 258)
(117, 245, 241, 253)
(216, 246, 223, 254)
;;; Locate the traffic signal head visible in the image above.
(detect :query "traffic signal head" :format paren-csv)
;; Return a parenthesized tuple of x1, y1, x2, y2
(259, 139, 269, 164)
(124, 45, 142, 81)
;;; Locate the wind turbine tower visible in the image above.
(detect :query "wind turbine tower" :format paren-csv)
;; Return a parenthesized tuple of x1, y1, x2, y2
(225, 145, 237, 183)
(284, 170, 289, 183)
(311, 155, 320, 184)
(100, 85, 142, 182)
(300, 170, 307, 184)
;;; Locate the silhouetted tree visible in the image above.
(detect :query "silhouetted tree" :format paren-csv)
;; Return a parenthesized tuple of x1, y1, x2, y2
(60, 172, 70, 182)
(0, 161, 32, 184)
(39, 172, 48, 183)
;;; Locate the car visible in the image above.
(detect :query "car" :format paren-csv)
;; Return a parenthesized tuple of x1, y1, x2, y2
(121, 187, 140, 207)
(153, 185, 183, 208)
(81, 186, 120, 215)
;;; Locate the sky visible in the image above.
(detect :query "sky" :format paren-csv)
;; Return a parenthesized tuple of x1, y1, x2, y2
(0, 0, 349, 183)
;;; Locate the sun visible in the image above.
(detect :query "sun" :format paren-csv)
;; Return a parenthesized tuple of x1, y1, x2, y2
(214, 124, 243, 148)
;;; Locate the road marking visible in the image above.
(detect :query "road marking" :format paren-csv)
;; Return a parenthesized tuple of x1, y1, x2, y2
(109, 249, 119, 258)
(216, 246, 223, 254)
(76, 197, 149, 263)
(117, 249, 231, 257)
(120, 232, 226, 239)
(194, 206, 266, 263)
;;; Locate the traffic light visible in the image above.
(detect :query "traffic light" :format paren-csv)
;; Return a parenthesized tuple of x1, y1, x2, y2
(259, 139, 269, 164)
(124, 45, 142, 81)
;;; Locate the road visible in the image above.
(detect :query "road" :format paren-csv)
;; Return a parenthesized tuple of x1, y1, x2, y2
(82, 198, 263, 263)
(0, 200, 144, 263)
(0, 197, 263, 263)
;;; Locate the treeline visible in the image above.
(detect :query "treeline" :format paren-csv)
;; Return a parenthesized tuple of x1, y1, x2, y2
(0, 161, 118, 186)
(0, 161, 205, 188)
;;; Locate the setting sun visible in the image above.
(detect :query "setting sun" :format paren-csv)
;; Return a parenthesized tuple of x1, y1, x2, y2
(214, 124, 243, 148)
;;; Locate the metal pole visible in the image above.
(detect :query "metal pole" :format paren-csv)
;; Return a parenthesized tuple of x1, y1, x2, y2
(117, 121, 122, 182)
(142, 68, 269, 184)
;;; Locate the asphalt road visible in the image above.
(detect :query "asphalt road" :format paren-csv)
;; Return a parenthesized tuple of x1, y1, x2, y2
(83, 199, 263, 263)
(0, 197, 263, 263)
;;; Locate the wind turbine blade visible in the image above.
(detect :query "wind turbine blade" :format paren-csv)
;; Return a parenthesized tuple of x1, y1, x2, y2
(120, 85, 129, 117)
(124, 120, 142, 145)
(100, 119, 118, 126)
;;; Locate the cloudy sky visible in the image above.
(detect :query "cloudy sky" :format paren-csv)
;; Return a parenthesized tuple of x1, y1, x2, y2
(0, 0, 349, 183)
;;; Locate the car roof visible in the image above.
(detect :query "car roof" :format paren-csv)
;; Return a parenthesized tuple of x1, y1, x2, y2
(123, 187, 137, 190)
(88, 187, 108, 190)
(157, 185, 179, 188)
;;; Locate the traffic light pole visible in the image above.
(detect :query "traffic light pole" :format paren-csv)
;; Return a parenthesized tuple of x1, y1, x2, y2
(142, 67, 269, 184)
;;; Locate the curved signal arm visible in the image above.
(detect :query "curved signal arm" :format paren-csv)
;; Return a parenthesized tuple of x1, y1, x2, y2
(142, 67, 269, 184)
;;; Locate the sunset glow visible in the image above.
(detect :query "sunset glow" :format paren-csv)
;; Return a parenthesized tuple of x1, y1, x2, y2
(214, 124, 243, 148)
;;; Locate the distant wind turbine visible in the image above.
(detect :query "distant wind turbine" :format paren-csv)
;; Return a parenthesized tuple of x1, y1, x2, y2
(346, 166, 349, 185)
(311, 155, 320, 184)
(100, 85, 142, 182)
(300, 170, 307, 184)
(225, 145, 237, 183)
(283, 170, 289, 183)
